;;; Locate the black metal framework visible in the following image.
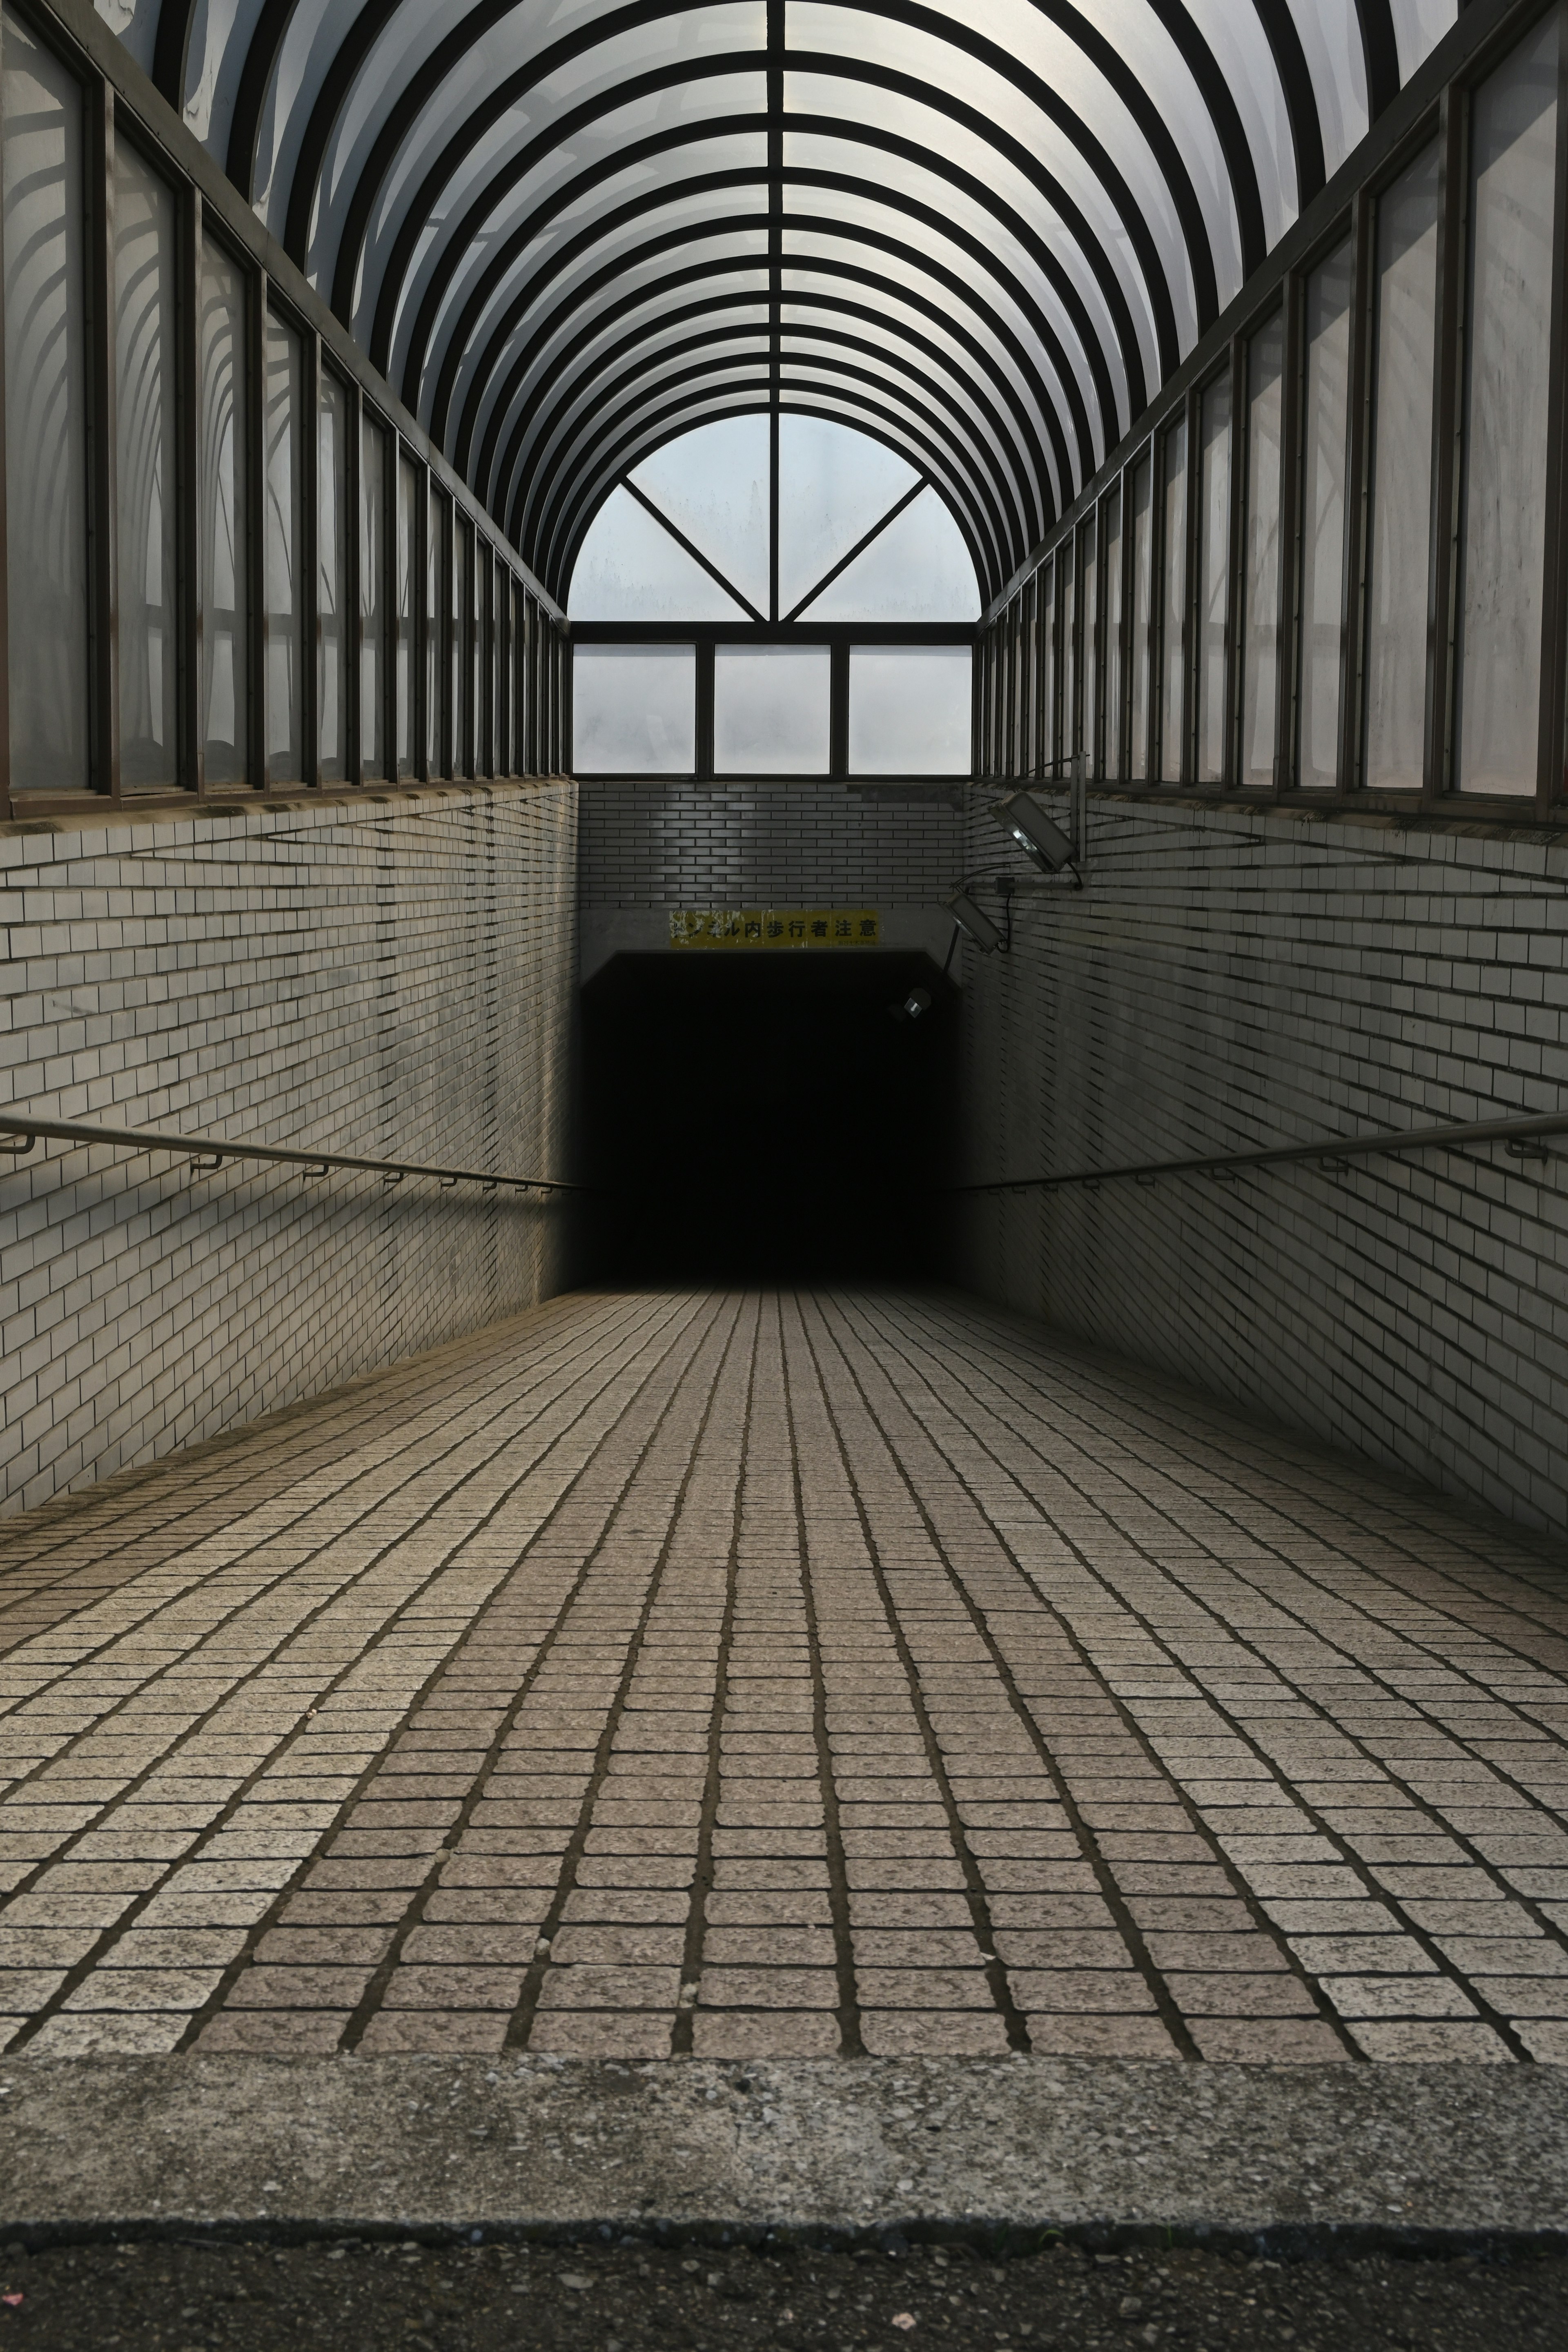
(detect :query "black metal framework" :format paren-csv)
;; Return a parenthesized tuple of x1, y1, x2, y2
(979, 0, 1568, 826)
(0, 0, 567, 820)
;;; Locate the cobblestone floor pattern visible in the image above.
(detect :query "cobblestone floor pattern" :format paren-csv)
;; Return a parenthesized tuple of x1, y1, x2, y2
(2, 1287, 1568, 2067)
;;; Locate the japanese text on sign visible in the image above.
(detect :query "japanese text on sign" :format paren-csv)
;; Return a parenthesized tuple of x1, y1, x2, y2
(669, 909, 882, 949)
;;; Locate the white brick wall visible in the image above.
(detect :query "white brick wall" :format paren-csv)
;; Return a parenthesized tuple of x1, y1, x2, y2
(0, 780, 577, 1514)
(954, 788, 1568, 1535)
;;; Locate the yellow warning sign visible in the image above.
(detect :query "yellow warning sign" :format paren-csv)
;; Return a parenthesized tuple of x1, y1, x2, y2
(669, 908, 882, 949)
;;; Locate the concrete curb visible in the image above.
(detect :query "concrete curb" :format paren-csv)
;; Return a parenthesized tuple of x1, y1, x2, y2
(1, 2056, 1564, 2251)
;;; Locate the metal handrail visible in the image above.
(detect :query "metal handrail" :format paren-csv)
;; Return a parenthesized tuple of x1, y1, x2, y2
(0, 1112, 581, 1195)
(947, 1108, 1568, 1195)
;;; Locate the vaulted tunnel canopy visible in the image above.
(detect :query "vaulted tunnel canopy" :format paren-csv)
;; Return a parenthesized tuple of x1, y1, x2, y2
(101, 0, 1459, 603)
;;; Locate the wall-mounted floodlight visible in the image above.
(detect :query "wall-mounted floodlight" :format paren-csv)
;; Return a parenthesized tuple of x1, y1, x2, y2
(993, 789, 1080, 884)
(889, 984, 934, 1024)
(942, 890, 1003, 954)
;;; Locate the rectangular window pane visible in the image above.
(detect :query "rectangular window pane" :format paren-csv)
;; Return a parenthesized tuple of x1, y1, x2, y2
(1457, 18, 1557, 797)
(1103, 483, 1123, 777)
(317, 368, 347, 782)
(1196, 371, 1231, 783)
(1019, 580, 1035, 776)
(1129, 455, 1152, 780)
(200, 238, 247, 786)
(452, 514, 470, 776)
(1241, 314, 1285, 789)
(715, 644, 831, 773)
(360, 414, 385, 780)
(1297, 240, 1353, 789)
(114, 135, 177, 791)
(1159, 417, 1187, 781)
(1061, 537, 1076, 763)
(396, 453, 415, 777)
(263, 312, 302, 784)
(428, 488, 447, 773)
(478, 547, 492, 775)
(3, 9, 88, 791)
(848, 646, 971, 774)
(1081, 525, 1098, 771)
(1039, 556, 1056, 775)
(1365, 142, 1439, 791)
(573, 643, 694, 771)
(517, 590, 531, 774)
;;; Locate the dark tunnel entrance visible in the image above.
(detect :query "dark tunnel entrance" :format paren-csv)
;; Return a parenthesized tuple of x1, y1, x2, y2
(577, 952, 958, 1285)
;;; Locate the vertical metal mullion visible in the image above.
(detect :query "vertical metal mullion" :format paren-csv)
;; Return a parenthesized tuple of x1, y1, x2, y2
(247, 266, 267, 789)
(1092, 502, 1107, 780)
(88, 80, 118, 800)
(382, 425, 395, 780)
(1278, 272, 1306, 793)
(1181, 383, 1201, 784)
(829, 638, 849, 777)
(1147, 428, 1167, 784)
(413, 463, 428, 781)
(0, 53, 9, 819)
(301, 332, 319, 786)
(346, 379, 361, 783)
(1535, 17, 1568, 814)
(1339, 187, 1376, 797)
(559, 624, 570, 776)
(1118, 471, 1134, 780)
(695, 637, 715, 780)
(183, 188, 204, 797)
(1429, 85, 1466, 801)
(1223, 335, 1246, 787)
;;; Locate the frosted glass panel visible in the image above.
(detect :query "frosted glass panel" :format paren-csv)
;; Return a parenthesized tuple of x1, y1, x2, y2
(1457, 18, 1557, 797)
(1103, 486, 1123, 777)
(264, 312, 302, 783)
(849, 646, 971, 774)
(1196, 372, 1231, 784)
(115, 135, 177, 791)
(1241, 314, 1284, 789)
(1129, 456, 1152, 780)
(714, 644, 830, 772)
(396, 454, 415, 777)
(3, 8, 88, 792)
(1159, 418, 1186, 781)
(360, 416, 386, 778)
(1298, 241, 1353, 789)
(318, 370, 347, 782)
(573, 643, 695, 771)
(200, 238, 247, 786)
(804, 487, 978, 620)
(571, 484, 748, 619)
(1365, 143, 1439, 791)
(631, 414, 768, 613)
(777, 412, 918, 614)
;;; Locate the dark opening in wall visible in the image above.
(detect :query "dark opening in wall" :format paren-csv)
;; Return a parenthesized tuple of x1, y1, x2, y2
(578, 952, 957, 1284)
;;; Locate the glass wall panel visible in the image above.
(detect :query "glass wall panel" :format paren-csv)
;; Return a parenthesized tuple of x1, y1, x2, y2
(318, 368, 347, 782)
(848, 647, 971, 774)
(1297, 240, 1353, 789)
(1456, 18, 1558, 797)
(1365, 142, 1439, 791)
(360, 413, 385, 780)
(3, 9, 88, 791)
(396, 452, 415, 777)
(428, 487, 448, 773)
(1039, 556, 1056, 775)
(714, 644, 831, 773)
(1103, 484, 1123, 777)
(1196, 372, 1232, 783)
(263, 312, 302, 784)
(1060, 537, 1076, 762)
(114, 135, 177, 791)
(1159, 417, 1187, 780)
(1080, 524, 1099, 771)
(199, 237, 247, 785)
(477, 546, 491, 776)
(1129, 454, 1153, 780)
(516, 588, 530, 774)
(572, 644, 694, 771)
(1241, 314, 1285, 789)
(452, 513, 470, 776)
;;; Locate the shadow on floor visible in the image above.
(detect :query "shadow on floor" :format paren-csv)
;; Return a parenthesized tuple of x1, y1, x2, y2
(577, 951, 958, 1285)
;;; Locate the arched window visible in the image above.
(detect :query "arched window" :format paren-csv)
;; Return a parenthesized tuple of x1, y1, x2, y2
(568, 416, 978, 780)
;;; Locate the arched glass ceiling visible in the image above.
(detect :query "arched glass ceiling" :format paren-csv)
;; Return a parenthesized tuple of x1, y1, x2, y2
(100, 0, 1460, 603)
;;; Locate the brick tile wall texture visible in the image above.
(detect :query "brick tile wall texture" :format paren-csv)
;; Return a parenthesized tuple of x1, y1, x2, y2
(0, 780, 577, 1517)
(576, 779, 960, 908)
(954, 790, 1568, 1537)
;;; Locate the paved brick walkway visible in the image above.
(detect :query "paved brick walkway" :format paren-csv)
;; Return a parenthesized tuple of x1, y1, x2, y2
(2, 1289, 1568, 2066)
